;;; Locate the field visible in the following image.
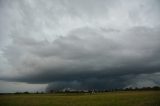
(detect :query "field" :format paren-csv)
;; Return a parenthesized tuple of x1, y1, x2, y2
(0, 91, 160, 106)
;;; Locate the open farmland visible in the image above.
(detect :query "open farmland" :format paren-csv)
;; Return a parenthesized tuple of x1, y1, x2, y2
(0, 91, 160, 106)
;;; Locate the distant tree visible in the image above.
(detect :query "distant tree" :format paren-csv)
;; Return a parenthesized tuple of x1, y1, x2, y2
(23, 91, 29, 94)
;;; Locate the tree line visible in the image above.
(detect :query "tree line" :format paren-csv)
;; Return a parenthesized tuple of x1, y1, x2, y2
(0, 86, 160, 95)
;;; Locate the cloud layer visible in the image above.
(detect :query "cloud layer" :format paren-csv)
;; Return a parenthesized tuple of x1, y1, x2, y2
(0, 0, 160, 92)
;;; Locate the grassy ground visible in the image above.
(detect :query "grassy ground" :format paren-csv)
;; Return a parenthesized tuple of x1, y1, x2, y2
(0, 91, 160, 106)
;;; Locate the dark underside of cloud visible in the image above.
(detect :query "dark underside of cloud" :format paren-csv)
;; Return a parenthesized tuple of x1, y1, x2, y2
(1, 26, 160, 90)
(0, 0, 160, 91)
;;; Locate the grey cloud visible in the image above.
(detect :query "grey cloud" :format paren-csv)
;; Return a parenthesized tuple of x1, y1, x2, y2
(1, 26, 160, 90)
(125, 72, 160, 88)
(0, 0, 160, 92)
(46, 77, 125, 91)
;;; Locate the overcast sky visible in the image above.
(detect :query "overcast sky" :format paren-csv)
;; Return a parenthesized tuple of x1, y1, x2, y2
(0, 0, 160, 93)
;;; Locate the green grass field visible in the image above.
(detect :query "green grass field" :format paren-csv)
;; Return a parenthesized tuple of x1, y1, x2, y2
(0, 91, 160, 106)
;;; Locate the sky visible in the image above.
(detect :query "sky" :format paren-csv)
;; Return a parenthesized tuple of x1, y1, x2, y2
(0, 0, 160, 93)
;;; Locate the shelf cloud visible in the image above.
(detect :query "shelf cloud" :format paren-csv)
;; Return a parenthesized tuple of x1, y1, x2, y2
(0, 0, 160, 92)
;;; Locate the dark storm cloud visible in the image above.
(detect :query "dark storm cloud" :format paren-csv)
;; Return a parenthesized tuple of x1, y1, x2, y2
(1, 26, 160, 90)
(0, 0, 160, 92)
